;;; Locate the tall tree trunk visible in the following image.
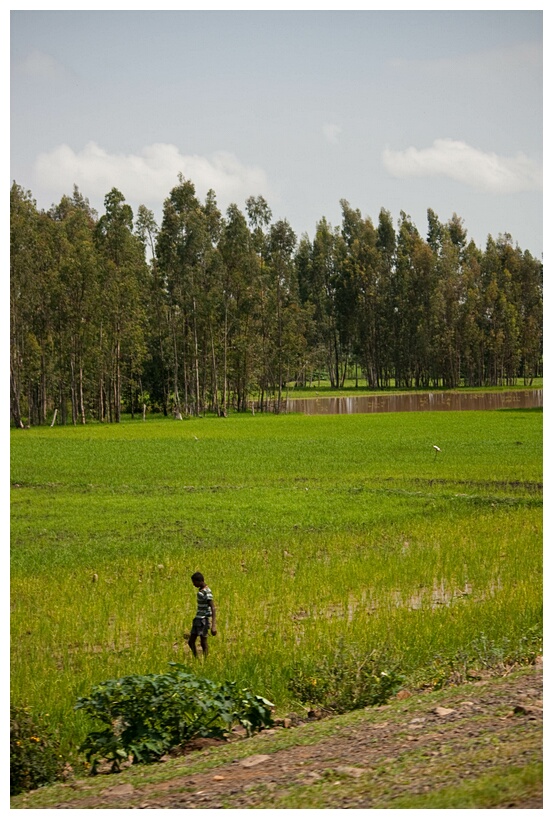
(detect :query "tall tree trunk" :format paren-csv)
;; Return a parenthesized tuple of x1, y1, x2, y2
(79, 362, 86, 424)
(223, 302, 228, 414)
(70, 354, 77, 425)
(192, 297, 200, 416)
(10, 367, 25, 428)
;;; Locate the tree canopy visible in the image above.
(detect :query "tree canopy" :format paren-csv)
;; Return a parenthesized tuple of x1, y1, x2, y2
(10, 181, 542, 425)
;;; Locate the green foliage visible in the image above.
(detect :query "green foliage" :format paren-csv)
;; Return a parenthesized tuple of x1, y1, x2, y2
(10, 177, 543, 427)
(10, 705, 64, 795)
(75, 664, 274, 771)
(289, 642, 405, 713)
(414, 626, 543, 690)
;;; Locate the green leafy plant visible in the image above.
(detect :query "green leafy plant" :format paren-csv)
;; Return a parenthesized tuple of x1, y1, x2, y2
(289, 642, 405, 713)
(413, 625, 543, 690)
(10, 705, 64, 795)
(75, 664, 273, 772)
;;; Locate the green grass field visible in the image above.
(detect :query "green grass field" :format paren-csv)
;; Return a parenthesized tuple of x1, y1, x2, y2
(10, 407, 542, 755)
(284, 376, 543, 398)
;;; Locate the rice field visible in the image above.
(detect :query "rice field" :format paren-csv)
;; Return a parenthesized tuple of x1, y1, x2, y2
(10, 407, 542, 753)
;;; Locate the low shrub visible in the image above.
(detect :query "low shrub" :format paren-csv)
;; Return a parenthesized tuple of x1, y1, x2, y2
(75, 663, 274, 772)
(415, 627, 544, 690)
(10, 705, 64, 796)
(289, 642, 405, 713)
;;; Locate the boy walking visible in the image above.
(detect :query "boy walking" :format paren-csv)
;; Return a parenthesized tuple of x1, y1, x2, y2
(188, 572, 217, 657)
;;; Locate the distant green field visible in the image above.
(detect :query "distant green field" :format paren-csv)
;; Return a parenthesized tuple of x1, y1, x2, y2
(284, 377, 543, 398)
(10, 408, 542, 754)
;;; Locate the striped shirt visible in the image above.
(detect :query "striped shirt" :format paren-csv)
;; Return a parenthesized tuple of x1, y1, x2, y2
(196, 586, 213, 619)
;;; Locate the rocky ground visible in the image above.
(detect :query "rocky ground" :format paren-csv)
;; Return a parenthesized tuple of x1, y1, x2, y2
(13, 662, 543, 809)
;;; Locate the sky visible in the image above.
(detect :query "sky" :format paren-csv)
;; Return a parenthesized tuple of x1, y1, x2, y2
(9, 7, 543, 257)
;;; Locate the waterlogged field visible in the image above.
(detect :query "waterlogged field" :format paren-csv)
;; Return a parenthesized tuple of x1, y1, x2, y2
(11, 408, 542, 753)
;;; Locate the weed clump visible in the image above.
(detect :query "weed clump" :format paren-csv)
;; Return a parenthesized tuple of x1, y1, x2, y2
(10, 705, 64, 796)
(414, 627, 543, 690)
(289, 642, 405, 713)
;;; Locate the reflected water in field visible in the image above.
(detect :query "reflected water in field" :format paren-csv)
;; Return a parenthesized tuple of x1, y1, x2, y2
(285, 389, 543, 415)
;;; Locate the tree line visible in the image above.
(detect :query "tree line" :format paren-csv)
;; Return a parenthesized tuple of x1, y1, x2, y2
(10, 177, 542, 426)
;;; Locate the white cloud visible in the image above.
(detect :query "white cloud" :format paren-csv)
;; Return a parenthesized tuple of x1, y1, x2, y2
(322, 123, 342, 145)
(15, 49, 67, 80)
(382, 139, 542, 194)
(34, 142, 270, 208)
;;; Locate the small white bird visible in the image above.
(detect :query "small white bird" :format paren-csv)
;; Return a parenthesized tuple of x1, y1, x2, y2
(433, 445, 441, 459)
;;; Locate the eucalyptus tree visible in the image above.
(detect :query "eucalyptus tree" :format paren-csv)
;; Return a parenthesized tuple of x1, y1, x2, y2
(338, 200, 382, 387)
(265, 219, 299, 408)
(375, 208, 396, 386)
(95, 188, 149, 422)
(310, 217, 342, 387)
(135, 205, 172, 414)
(156, 177, 223, 416)
(196, 190, 224, 415)
(427, 211, 467, 388)
(244, 195, 274, 410)
(392, 212, 422, 387)
(458, 240, 485, 386)
(245, 195, 272, 254)
(156, 177, 199, 416)
(479, 235, 523, 386)
(218, 203, 260, 412)
(294, 234, 323, 386)
(516, 249, 543, 384)
(10, 183, 59, 426)
(48, 187, 99, 423)
(10, 183, 40, 427)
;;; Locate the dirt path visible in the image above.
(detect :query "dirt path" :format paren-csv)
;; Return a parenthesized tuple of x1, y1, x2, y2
(15, 663, 543, 809)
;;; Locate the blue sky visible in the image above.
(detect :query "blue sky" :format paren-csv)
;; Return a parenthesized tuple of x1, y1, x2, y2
(10, 7, 543, 257)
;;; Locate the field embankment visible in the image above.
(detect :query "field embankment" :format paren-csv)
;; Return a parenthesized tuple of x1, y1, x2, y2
(11, 663, 542, 809)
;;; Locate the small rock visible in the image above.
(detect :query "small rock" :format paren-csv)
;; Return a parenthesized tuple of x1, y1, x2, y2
(434, 706, 456, 717)
(406, 735, 418, 741)
(409, 717, 425, 724)
(336, 765, 365, 778)
(241, 754, 271, 768)
(513, 704, 543, 716)
(460, 701, 474, 706)
(213, 775, 225, 781)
